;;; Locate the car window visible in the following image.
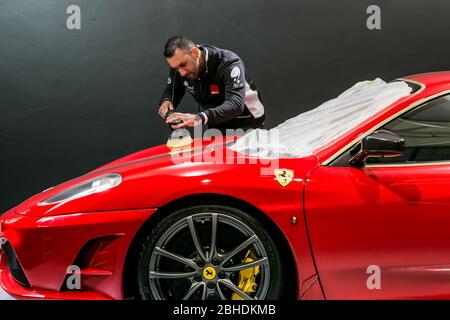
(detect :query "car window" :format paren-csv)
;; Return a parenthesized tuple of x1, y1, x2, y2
(367, 94, 450, 164)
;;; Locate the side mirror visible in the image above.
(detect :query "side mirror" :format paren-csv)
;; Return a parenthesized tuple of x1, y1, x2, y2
(349, 130, 404, 168)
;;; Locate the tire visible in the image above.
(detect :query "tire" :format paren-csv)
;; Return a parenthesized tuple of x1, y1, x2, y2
(136, 205, 284, 300)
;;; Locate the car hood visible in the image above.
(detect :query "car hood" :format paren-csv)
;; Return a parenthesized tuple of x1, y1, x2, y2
(5, 135, 320, 217)
(92, 136, 229, 172)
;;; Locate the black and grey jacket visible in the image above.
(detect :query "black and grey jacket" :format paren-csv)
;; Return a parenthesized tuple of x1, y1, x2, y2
(159, 44, 265, 128)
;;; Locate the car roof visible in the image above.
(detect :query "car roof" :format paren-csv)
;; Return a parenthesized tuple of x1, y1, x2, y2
(405, 71, 450, 88)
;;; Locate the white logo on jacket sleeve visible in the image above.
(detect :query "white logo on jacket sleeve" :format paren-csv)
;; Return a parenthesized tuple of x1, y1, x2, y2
(230, 67, 243, 88)
(167, 77, 172, 85)
(230, 67, 240, 79)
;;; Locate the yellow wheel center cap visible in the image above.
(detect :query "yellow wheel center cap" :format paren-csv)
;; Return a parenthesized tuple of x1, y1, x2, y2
(202, 266, 217, 280)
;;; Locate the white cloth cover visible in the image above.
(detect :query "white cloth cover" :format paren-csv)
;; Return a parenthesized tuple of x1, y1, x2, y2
(230, 78, 412, 158)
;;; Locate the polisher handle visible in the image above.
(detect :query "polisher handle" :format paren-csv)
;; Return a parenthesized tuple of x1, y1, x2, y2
(164, 110, 183, 126)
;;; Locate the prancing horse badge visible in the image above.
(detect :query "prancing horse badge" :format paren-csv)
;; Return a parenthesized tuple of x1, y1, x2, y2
(274, 169, 294, 187)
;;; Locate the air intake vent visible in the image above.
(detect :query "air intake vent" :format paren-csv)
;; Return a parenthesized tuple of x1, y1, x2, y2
(4, 241, 30, 288)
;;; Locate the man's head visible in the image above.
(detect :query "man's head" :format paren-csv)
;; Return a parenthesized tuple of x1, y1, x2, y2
(164, 36, 204, 80)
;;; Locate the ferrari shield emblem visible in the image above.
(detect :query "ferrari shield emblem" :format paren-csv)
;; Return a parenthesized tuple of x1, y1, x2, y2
(274, 169, 294, 187)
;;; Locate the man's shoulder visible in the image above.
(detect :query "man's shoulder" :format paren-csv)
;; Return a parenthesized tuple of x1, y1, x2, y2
(201, 45, 243, 80)
(201, 44, 242, 64)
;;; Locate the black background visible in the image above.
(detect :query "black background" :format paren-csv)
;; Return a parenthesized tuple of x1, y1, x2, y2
(1, 0, 449, 212)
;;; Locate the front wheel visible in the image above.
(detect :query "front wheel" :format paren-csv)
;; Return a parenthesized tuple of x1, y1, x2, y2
(136, 205, 284, 300)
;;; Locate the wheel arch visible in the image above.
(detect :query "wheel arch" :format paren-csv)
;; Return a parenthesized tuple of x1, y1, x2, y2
(122, 193, 298, 299)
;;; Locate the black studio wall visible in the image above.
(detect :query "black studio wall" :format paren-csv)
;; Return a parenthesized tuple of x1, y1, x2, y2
(1, 0, 450, 212)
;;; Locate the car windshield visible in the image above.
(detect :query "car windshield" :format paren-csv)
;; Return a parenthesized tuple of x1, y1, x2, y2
(230, 78, 412, 158)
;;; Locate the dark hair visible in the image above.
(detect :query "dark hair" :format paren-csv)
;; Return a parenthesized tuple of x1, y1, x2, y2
(163, 36, 196, 58)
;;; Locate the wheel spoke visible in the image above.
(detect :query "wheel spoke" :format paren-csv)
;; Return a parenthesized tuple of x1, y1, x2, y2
(221, 257, 268, 272)
(216, 283, 227, 300)
(149, 271, 197, 279)
(187, 216, 207, 261)
(201, 282, 208, 300)
(182, 282, 203, 300)
(221, 235, 258, 266)
(154, 247, 198, 270)
(209, 213, 218, 260)
(218, 279, 254, 300)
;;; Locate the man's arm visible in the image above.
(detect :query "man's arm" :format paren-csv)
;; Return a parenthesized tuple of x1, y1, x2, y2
(159, 69, 186, 108)
(202, 60, 246, 126)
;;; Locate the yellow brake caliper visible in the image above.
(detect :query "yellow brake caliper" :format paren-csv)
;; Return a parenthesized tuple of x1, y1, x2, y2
(231, 249, 260, 300)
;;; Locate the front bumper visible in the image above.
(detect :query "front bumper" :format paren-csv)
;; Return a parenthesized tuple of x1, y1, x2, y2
(0, 208, 156, 300)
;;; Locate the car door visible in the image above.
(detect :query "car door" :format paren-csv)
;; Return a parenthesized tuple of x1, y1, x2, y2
(304, 93, 450, 299)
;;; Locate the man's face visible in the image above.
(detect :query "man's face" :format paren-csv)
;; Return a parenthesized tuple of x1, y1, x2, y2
(167, 47, 201, 80)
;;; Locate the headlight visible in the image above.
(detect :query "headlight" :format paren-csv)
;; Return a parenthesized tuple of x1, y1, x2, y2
(38, 173, 122, 205)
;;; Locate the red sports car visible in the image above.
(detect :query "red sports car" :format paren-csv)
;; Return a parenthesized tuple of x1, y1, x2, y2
(1, 72, 450, 300)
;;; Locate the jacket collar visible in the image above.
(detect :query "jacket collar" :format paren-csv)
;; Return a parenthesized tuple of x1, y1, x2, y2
(197, 45, 209, 79)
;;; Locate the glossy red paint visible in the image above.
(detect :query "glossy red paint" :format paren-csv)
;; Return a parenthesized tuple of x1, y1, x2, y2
(2, 71, 450, 300)
(0, 134, 321, 299)
(1, 209, 155, 299)
(305, 164, 450, 299)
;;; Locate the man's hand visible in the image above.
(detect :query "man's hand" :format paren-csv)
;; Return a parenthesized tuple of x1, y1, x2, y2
(165, 112, 202, 129)
(158, 100, 174, 118)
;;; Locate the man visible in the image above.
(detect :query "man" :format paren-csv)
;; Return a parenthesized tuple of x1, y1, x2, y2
(158, 36, 265, 133)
